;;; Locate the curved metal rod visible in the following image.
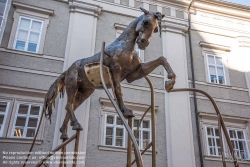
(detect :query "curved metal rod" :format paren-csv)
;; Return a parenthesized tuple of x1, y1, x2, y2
(170, 88, 239, 167)
(144, 76, 156, 167)
(36, 133, 77, 167)
(23, 109, 45, 167)
(99, 42, 144, 167)
(135, 106, 151, 138)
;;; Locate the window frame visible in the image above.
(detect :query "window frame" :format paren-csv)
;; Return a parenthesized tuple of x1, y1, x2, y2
(202, 49, 230, 86)
(103, 113, 126, 148)
(12, 16, 44, 53)
(132, 117, 152, 150)
(99, 98, 155, 152)
(10, 102, 42, 139)
(0, 100, 10, 137)
(102, 112, 152, 150)
(8, 2, 53, 54)
(201, 114, 250, 162)
(0, 0, 11, 44)
(227, 128, 250, 160)
(0, 95, 44, 142)
(206, 53, 227, 85)
(205, 126, 224, 156)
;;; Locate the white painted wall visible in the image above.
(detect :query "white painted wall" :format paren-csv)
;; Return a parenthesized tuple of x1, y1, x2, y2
(52, 2, 101, 167)
(162, 22, 196, 167)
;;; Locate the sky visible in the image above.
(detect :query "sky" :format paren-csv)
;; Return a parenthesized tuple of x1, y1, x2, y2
(224, 0, 250, 6)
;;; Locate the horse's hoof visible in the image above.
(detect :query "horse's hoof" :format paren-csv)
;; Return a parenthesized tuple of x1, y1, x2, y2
(165, 80, 175, 92)
(70, 121, 74, 126)
(122, 108, 135, 118)
(72, 122, 83, 130)
(60, 133, 69, 140)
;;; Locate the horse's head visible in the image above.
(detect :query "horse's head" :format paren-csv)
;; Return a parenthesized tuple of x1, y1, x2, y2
(136, 7, 165, 50)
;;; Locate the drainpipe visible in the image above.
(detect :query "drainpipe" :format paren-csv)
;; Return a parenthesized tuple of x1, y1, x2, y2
(187, 1, 204, 167)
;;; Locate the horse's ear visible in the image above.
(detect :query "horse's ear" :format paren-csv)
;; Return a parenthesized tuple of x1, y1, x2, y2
(154, 12, 165, 20)
(140, 7, 149, 14)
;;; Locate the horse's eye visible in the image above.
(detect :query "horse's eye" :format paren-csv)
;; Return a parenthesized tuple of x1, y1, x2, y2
(143, 20, 149, 25)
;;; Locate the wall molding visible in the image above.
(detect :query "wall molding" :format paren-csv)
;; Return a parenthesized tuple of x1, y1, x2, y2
(13, 1, 54, 16)
(69, 1, 102, 17)
(0, 48, 65, 61)
(199, 112, 249, 124)
(99, 97, 158, 112)
(192, 80, 249, 92)
(0, 137, 43, 144)
(0, 84, 47, 97)
(121, 83, 165, 93)
(195, 95, 250, 106)
(199, 41, 231, 52)
(162, 20, 188, 35)
(0, 64, 60, 77)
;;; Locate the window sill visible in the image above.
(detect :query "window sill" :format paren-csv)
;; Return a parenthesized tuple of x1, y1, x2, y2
(98, 145, 152, 155)
(205, 82, 231, 88)
(204, 155, 250, 164)
(0, 47, 64, 61)
(0, 137, 43, 144)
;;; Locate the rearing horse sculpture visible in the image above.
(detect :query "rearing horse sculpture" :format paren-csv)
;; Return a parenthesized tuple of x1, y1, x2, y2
(44, 8, 176, 139)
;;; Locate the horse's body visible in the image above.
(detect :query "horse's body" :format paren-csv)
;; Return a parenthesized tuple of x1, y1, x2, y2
(44, 8, 176, 139)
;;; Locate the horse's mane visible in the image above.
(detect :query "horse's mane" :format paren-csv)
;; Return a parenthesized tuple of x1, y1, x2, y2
(155, 12, 163, 37)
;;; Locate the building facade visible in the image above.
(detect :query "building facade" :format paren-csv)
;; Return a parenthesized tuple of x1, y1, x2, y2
(0, 0, 249, 167)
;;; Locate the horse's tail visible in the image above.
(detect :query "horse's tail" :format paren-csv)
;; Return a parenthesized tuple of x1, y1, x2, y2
(43, 71, 67, 123)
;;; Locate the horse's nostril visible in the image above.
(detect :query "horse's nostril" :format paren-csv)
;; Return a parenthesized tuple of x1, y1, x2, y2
(141, 39, 146, 43)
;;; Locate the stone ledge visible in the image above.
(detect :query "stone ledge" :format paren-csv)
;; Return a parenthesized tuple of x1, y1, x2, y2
(0, 137, 43, 145)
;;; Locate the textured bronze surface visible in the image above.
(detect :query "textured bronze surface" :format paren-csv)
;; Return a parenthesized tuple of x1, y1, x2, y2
(84, 63, 112, 88)
(43, 7, 176, 141)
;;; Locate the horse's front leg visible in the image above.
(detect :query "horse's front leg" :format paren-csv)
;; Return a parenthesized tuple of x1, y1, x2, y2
(110, 64, 134, 117)
(126, 56, 176, 92)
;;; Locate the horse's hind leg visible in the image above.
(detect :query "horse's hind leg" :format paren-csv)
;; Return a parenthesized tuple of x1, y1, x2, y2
(62, 68, 83, 131)
(60, 88, 94, 139)
(59, 111, 70, 139)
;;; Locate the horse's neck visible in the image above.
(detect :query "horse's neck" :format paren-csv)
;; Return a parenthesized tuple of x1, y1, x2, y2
(116, 17, 141, 50)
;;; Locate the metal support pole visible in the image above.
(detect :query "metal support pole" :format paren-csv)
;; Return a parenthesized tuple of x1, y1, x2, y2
(170, 88, 239, 167)
(218, 116, 226, 167)
(73, 130, 80, 167)
(127, 117, 132, 167)
(59, 139, 67, 167)
(144, 76, 156, 167)
(23, 109, 45, 167)
(99, 42, 144, 167)
(36, 133, 77, 167)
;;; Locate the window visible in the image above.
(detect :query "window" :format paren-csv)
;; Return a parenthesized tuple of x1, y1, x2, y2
(11, 103, 42, 138)
(133, 118, 151, 150)
(13, 17, 43, 53)
(201, 114, 250, 161)
(103, 114, 152, 150)
(176, 10, 184, 19)
(104, 114, 125, 147)
(228, 129, 249, 160)
(206, 54, 226, 84)
(205, 126, 222, 156)
(0, 101, 10, 137)
(199, 42, 230, 85)
(0, 97, 44, 141)
(0, 0, 9, 29)
(8, 2, 53, 54)
(100, 98, 154, 151)
(0, 0, 10, 43)
(205, 126, 250, 160)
